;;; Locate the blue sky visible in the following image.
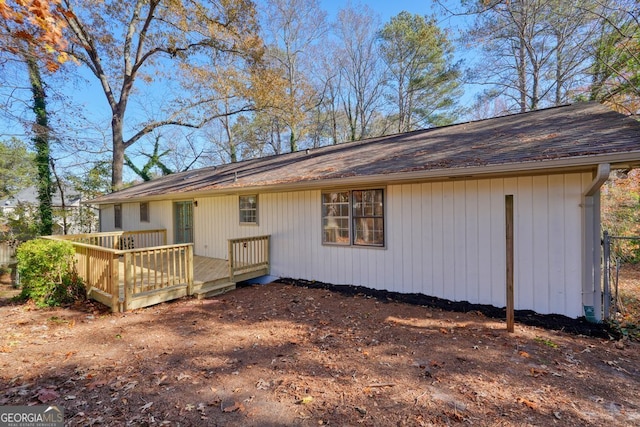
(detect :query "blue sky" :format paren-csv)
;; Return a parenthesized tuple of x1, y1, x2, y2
(1, 1, 478, 179)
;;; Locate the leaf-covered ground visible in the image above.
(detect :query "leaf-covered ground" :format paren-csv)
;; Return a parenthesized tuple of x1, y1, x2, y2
(1, 281, 639, 426)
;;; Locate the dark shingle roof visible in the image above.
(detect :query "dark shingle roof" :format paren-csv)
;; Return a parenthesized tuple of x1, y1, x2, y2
(91, 102, 640, 204)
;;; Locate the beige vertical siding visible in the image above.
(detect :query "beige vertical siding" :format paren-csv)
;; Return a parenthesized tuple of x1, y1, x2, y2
(99, 172, 589, 318)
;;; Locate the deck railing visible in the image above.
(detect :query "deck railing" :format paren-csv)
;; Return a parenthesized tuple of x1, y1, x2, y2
(228, 235, 270, 281)
(122, 244, 193, 311)
(42, 231, 270, 312)
(72, 241, 120, 310)
(47, 230, 190, 312)
(52, 229, 167, 250)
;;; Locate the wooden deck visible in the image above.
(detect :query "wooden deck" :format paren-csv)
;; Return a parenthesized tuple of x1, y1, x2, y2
(193, 255, 230, 285)
(115, 255, 234, 301)
(114, 253, 273, 303)
(52, 231, 271, 312)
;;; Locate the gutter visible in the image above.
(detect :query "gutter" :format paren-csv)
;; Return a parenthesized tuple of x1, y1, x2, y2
(584, 163, 611, 196)
(582, 163, 610, 323)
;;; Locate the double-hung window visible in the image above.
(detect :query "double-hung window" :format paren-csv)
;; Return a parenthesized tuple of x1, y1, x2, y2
(239, 195, 258, 224)
(322, 189, 384, 247)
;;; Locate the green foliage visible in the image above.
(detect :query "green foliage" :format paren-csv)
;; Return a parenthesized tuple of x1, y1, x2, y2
(16, 239, 85, 307)
(0, 138, 36, 199)
(589, 10, 640, 114)
(534, 337, 558, 348)
(378, 12, 461, 131)
(607, 318, 640, 341)
(125, 136, 174, 181)
(0, 203, 40, 241)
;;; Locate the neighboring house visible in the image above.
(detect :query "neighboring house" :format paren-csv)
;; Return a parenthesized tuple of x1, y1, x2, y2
(90, 102, 640, 321)
(0, 185, 96, 236)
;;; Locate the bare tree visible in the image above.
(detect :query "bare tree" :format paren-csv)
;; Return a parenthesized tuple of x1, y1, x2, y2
(334, 4, 386, 141)
(461, 0, 606, 113)
(60, 0, 262, 190)
(588, 0, 640, 115)
(261, 0, 328, 152)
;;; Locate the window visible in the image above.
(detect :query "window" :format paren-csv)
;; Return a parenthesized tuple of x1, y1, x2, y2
(140, 202, 149, 222)
(239, 195, 258, 224)
(114, 204, 122, 229)
(322, 189, 384, 247)
(322, 192, 350, 244)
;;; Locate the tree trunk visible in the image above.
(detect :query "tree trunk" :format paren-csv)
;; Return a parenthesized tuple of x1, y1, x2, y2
(25, 49, 53, 236)
(51, 161, 68, 234)
(518, 38, 527, 113)
(111, 113, 125, 191)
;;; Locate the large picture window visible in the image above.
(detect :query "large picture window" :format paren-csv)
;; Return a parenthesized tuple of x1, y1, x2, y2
(239, 195, 258, 224)
(322, 189, 384, 247)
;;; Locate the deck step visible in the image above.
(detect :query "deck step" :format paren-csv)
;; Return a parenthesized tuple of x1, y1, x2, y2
(193, 282, 236, 299)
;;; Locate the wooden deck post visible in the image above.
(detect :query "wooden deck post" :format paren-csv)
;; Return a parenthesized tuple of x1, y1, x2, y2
(110, 252, 120, 313)
(124, 252, 134, 312)
(228, 239, 234, 281)
(505, 195, 515, 333)
(265, 235, 271, 274)
(187, 245, 194, 295)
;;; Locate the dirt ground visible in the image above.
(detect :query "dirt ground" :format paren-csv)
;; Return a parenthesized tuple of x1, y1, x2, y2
(1, 278, 639, 426)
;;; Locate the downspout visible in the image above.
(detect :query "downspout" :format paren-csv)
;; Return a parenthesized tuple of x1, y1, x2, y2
(582, 163, 610, 322)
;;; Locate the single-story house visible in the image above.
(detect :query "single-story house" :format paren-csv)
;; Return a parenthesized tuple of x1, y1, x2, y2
(90, 102, 640, 321)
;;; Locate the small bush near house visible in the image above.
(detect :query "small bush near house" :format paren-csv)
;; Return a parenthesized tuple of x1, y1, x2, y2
(16, 239, 85, 307)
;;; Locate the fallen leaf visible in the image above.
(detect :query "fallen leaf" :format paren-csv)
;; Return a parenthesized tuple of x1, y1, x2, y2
(297, 396, 314, 405)
(529, 368, 547, 377)
(123, 381, 138, 392)
(519, 351, 530, 358)
(185, 403, 195, 412)
(140, 402, 153, 412)
(222, 401, 245, 413)
(256, 379, 270, 390)
(37, 388, 59, 403)
(517, 397, 538, 409)
(86, 379, 108, 390)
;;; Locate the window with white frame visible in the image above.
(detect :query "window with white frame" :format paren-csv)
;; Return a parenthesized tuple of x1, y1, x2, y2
(239, 195, 258, 224)
(322, 189, 384, 247)
(140, 202, 149, 222)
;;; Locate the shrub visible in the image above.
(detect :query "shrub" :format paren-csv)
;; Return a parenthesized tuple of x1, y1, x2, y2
(16, 239, 85, 307)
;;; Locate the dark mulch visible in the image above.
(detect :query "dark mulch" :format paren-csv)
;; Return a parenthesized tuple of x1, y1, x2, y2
(274, 278, 615, 339)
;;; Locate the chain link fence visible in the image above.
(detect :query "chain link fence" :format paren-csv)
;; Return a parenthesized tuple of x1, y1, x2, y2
(602, 231, 640, 321)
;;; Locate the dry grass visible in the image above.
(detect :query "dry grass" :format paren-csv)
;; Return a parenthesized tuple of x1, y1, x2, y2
(613, 264, 640, 339)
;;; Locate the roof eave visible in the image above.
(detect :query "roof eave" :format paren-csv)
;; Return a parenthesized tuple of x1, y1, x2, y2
(87, 151, 640, 205)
